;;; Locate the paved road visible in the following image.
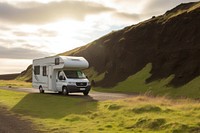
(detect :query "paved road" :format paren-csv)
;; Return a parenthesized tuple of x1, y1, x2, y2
(0, 86, 133, 101)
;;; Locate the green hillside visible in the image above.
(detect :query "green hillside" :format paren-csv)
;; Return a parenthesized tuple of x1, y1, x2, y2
(94, 63, 200, 98)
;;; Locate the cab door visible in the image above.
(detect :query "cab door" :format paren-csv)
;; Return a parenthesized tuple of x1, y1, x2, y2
(56, 71, 66, 91)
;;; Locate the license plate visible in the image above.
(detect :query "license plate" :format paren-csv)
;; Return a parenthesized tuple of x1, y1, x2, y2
(80, 88, 85, 91)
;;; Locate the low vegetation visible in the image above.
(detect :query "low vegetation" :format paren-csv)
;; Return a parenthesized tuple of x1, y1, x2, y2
(0, 89, 199, 133)
(94, 63, 200, 99)
(0, 80, 32, 88)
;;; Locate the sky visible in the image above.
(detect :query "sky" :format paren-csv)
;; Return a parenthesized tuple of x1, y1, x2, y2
(0, 0, 199, 74)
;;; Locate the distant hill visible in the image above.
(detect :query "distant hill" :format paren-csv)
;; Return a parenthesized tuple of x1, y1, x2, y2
(0, 73, 20, 80)
(17, 2, 200, 97)
(16, 65, 32, 82)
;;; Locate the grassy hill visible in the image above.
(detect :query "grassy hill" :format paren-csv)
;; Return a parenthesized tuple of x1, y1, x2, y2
(16, 2, 200, 98)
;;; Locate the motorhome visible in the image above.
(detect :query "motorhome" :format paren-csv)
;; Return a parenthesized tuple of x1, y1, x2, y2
(32, 56, 91, 95)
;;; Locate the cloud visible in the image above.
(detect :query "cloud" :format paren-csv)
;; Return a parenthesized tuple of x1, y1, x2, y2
(0, 38, 14, 45)
(13, 31, 29, 36)
(0, 26, 10, 31)
(112, 12, 140, 21)
(142, 0, 200, 17)
(22, 43, 47, 50)
(0, 1, 114, 24)
(37, 29, 57, 37)
(0, 45, 51, 59)
(13, 29, 57, 37)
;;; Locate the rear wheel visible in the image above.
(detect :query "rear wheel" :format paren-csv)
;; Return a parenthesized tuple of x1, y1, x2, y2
(39, 86, 44, 93)
(83, 91, 89, 96)
(62, 87, 68, 95)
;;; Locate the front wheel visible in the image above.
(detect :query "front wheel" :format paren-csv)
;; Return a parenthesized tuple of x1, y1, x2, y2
(62, 87, 69, 96)
(83, 91, 89, 96)
(39, 86, 44, 93)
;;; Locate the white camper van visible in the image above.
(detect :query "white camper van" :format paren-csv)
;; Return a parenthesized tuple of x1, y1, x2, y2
(32, 56, 91, 95)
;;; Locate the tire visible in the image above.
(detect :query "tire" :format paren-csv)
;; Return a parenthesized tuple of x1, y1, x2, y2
(62, 87, 68, 95)
(39, 86, 44, 93)
(83, 91, 89, 96)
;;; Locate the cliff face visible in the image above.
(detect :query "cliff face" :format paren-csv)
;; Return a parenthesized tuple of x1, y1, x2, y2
(18, 2, 200, 88)
(63, 2, 200, 87)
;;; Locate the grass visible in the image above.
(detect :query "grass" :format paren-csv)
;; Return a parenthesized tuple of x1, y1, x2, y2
(160, 2, 200, 24)
(0, 80, 32, 88)
(0, 89, 199, 133)
(94, 63, 200, 99)
(16, 65, 32, 81)
(84, 67, 105, 82)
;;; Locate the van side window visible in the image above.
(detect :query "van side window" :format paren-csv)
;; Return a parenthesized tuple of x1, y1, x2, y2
(55, 58, 60, 65)
(34, 66, 40, 75)
(43, 66, 47, 76)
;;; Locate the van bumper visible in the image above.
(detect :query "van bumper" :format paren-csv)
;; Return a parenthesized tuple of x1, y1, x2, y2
(67, 85, 91, 93)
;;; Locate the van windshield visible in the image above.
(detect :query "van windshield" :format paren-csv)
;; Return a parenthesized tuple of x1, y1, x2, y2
(63, 70, 86, 79)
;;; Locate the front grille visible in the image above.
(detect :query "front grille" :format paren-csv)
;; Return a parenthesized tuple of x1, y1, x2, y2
(76, 82, 87, 86)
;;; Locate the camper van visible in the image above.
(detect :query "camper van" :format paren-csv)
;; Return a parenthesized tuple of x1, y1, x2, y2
(32, 56, 91, 95)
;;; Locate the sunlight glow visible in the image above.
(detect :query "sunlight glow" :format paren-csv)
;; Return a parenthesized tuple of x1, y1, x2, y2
(0, 58, 32, 74)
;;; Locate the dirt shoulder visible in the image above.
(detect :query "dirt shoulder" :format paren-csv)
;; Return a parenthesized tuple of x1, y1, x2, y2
(0, 106, 38, 133)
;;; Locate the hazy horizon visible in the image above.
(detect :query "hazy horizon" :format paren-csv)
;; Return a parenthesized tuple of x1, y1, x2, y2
(0, 0, 199, 74)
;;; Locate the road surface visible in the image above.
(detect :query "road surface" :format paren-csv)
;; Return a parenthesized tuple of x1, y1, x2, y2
(0, 86, 133, 101)
(0, 107, 37, 133)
